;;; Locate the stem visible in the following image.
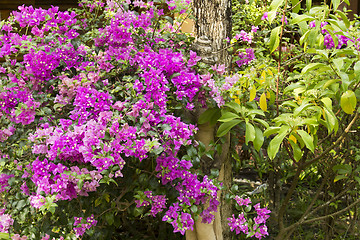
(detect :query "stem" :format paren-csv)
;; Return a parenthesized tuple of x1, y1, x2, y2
(304, 111, 359, 168)
(277, 157, 304, 230)
(305, 182, 356, 219)
(276, 0, 288, 116)
(301, 198, 360, 225)
(290, 0, 303, 10)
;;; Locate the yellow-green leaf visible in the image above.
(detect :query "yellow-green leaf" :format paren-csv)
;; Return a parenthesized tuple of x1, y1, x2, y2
(269, 26, 281, 53)
(259, 92, 267, 112)
(340, 90, 357, 114)
(249, 86, 256, 102)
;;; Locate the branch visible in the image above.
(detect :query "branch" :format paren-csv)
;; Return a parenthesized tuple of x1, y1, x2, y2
(276, 0, 289, 116)
(304, 111, 359, 168)
(277, 159, 304, 230)
(305, 182, 356, 219)
(301, 198, 360, 225)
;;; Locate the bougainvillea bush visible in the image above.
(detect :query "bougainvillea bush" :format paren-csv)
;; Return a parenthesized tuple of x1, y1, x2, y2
(0, 0, 232, 239)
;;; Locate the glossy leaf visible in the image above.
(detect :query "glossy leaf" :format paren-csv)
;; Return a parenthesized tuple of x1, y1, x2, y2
(254, 118, 270, 128)
(249, 86, 256, 102)
(259, 92, 267, 112)
(289, 138, 302, 161)
(253, 127, 264, 151)
(267, 126, 290, 159)
(340, 90, 357, 114)
(217, 120, 242, 137)
(294, 102, 312, 117)
(269, 26, 281, 53)
(218, 112, 241, 122)
(245, 122, 256, 145)
(269, 0, 285, 23)
(296, 130, 314, 152)
(291, 15, 314, 24)
(264, 127, 281, 137)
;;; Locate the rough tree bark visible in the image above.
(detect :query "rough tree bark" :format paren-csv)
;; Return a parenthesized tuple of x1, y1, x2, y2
(193, 0, 232, 66)
(186, 1, 232, 240)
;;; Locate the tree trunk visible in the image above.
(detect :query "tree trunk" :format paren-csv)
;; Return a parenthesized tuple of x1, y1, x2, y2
(186, 1, 232, 240)
(193, 0, 232, 67)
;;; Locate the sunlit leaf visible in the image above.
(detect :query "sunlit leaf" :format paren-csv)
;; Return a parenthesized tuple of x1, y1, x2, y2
(340, 90, 357, 114)
(259, 92, 267, 112)
(249, 86, 256, 102)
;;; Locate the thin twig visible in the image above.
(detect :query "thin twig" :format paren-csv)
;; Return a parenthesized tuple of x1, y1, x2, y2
(276, 0, 289, 116)
(304, 111, 359, 168)
(301, 198, 360, 225)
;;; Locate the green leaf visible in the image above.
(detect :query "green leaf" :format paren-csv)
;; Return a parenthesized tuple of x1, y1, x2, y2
(321, 97, 332, 110)
(245, 122, 256, 145)
(333, 164, 352, 175)
(334, 175, 347, 182)
(217, 120, 242, 137)
(291, 0, 301, 13)
(324, 108, 337, 133)
(332, 0, 340, 10)
(253, 127, 264, 151)
(340, 90, 357, 114)
(264, 127, 281, 137)
(332, 58, 344, 72)
(269, 0, 285, 23)
(267, 126, 290, 159)
(0, 233, 10, 240)
(339, 71, 350, 91)
(306, 0, 312, 11)
(225, 102, 242, 113)
(336, 10, 350, 28)
(191, 205, 198, 213)
(291, 15, 314, 24)
(322, 79, 339, 90)
(296, 130, 314, 152)
(16, 200, 26, 210)
(218, 112, 241, 122)
(289, 139, 302, 161)
(301, 63, 331, 75)
(354, 60, 360, 78)
(198, 108, 220, 125)
(294, 102, 312, 117)
(269, 26, 281, 53)
(162, 16, 173, 25)
(105, 212, 115, 225)
(254, 118, 270, 128)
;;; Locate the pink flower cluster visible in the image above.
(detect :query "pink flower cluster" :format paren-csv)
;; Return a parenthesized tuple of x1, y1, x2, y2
(0, 0, 224, 237)
(235, 30, 253, 44)
(0, 174, 14, 193)
(236, 48, 255, 68)
(318, 22, 353, 49)
(73, 214, 97, 237)
(135, 191, 167, 217)
(0, 209, 13, 233)
(228, 196, 270, 239)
